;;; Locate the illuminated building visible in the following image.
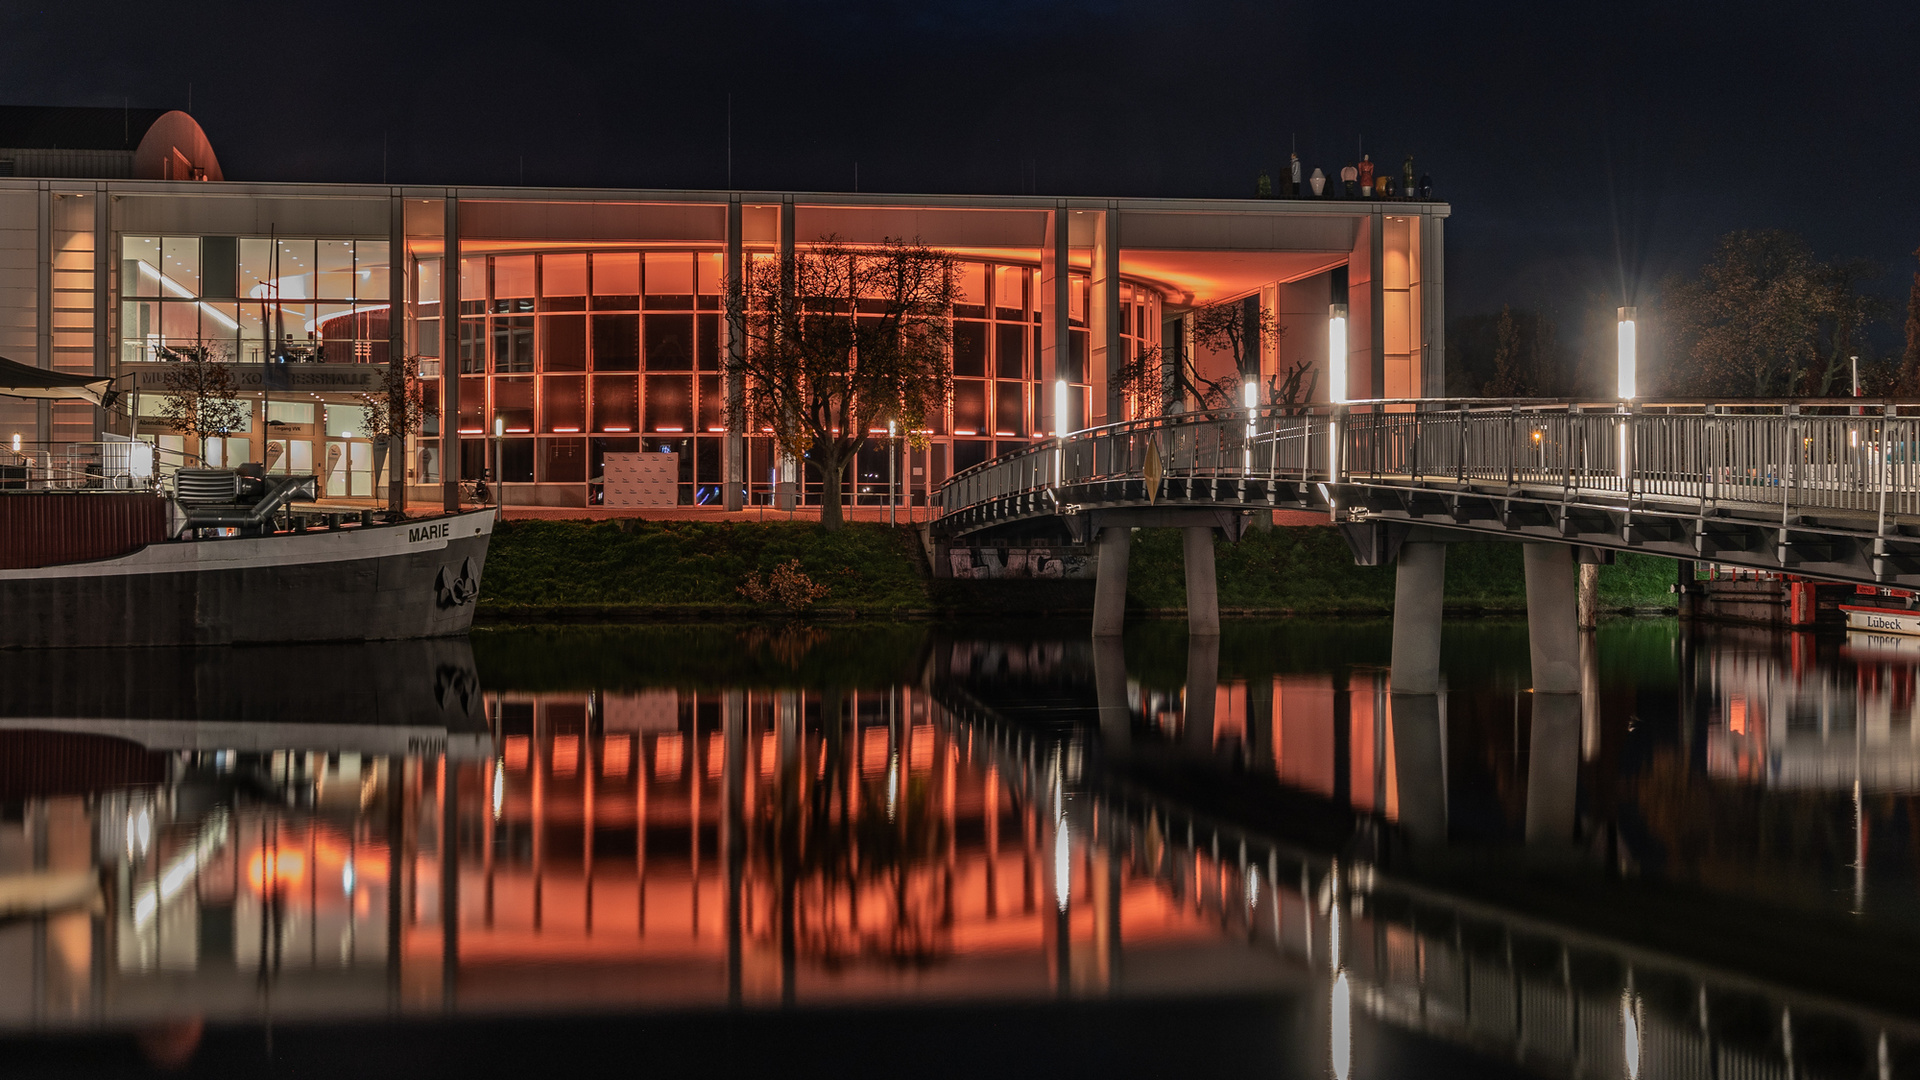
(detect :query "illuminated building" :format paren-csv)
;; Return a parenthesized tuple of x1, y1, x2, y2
(0, 107, 1449, 508)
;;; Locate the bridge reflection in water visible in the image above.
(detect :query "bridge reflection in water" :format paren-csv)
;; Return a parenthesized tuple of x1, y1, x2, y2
(5, 624, 1920, 1078)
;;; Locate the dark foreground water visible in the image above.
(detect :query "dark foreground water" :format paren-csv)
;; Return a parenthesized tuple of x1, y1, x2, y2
(4, 618, 1920, 1078)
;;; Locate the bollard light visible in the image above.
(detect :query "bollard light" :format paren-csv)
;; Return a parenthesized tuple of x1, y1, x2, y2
(9, 433, 18, 453)
(1053, 378, 1069, 439)
(1617, 307, 1637, 400)
(1328, 304, 1349, 404)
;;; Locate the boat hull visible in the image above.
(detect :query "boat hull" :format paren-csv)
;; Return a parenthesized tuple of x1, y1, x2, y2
(1841, 604, 1920, 636)
(0, 509, 495, 647)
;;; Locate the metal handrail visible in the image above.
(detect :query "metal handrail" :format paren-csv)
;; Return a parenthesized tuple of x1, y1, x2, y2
(937, 398, 1918, 524)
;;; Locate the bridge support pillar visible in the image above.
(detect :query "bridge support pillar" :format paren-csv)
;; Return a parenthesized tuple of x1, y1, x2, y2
(1092, 527, 1131, 638)
(1390, 541, 1447, 694)
(1524, 544, 1581, 695)
(1184, 632, 1220, 755)
(1183, 526, 1220, 636)
(1525, 692, 1582, 848)
(1390, 693, 1447, 846)
(1094, 634, 1130, 757)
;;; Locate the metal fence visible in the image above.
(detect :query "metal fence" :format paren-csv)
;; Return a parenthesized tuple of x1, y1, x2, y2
(938, 400, 1920, 526)
(0, 439, 198, 493)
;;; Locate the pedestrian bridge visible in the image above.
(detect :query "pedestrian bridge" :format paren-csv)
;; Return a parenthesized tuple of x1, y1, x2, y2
(933, 399, 1920, 690)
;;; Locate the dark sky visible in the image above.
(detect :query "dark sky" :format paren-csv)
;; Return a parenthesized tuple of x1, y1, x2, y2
(7, 0, 1919, 351)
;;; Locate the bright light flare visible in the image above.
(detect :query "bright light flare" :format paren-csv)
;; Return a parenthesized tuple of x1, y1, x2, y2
(1331, 970, 1353, 1080)
(1328, 305, 1349, 404)
(1617, 307, 1637, 400)
(1622, 991, 1642, 1079)
(1053, 379, 1069, 439)
(1053, 815, 1071, 911)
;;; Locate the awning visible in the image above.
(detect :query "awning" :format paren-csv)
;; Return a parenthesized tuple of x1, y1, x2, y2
(0, 354, 114, 406)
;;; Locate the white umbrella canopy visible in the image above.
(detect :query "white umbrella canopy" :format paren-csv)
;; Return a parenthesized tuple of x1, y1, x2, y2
(0, 354, 114, 406)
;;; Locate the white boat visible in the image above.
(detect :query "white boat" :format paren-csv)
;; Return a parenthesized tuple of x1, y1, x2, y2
(1840, 603, 1920, 636)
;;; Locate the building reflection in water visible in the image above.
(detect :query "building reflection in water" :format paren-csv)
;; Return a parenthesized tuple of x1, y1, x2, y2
(7, 623, 1920, 1080)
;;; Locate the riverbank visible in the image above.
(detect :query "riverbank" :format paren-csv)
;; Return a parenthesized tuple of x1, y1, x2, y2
(476, 518, 1680, 622)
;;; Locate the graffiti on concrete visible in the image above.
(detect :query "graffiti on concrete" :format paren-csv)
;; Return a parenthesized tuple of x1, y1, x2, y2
(946, 546, 1093, 580)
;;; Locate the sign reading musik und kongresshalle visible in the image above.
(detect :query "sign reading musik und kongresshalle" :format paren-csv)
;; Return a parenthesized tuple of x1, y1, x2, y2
(129, 363, 386, 395)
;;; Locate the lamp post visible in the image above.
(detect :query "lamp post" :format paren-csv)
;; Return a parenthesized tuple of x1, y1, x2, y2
(1616, 307, 1637, 401)
(491, 414, 504, 522)
(887, 418, 897, 527)
(1328, 304, 1348, 482)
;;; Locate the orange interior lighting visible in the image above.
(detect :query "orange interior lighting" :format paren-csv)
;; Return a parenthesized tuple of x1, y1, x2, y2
(248, 849, 308, 893)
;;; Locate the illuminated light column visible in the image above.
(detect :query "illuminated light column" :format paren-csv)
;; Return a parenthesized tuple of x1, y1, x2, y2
(1053, 378, 1068, 486)
(1616, 306, 1637, 400)
(1243, 377, 1257, 473)
(1328, 304, 1348, 482)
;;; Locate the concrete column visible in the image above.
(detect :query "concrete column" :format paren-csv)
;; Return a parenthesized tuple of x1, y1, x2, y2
(1525, 692, 1581, 848)
(1578, 561, 1600, 630)
(724, 197, 745, 511)
(1422, 214, 1446, 399)
(1524, 543, 1581, 695)
(1368, 211, 1386, 399)
(1090, 206, 1121, 426)
(1184, 631, 1219, 754)
(387, 192, 407, 513)
(1092, 526, 1130, 637)
(1093, 634, 1130, 758)
(1183, 526, 1220, 636)
(441, 193, 461, 512)
(774, 198, 797, 511)
(1390, 541, 1447, 694)
(1039, 204, 1070, 433)
(35, 184, 50, 447)
(92, 186, 108, 440)
(1391, 693, 1447, 846)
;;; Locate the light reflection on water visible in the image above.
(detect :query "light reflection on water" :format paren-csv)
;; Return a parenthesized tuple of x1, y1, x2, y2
(3, 620, 1920, 1078)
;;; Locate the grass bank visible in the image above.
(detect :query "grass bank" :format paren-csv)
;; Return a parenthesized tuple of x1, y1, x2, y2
(476, 518, 1679, 621)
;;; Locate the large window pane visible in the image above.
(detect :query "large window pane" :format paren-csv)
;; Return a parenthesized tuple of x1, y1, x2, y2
(952, 381, 986, 435)
(459, 318, 486, 374)
(276, 239, 314, 300)
(952, 321, 986, 377)
(356, 240, 389, 302)
(994, 381, 1025, 437)
(239, 238, 273, 300)
(644, 375, 692, 432)
(457, 377, 487, 432)
(161, 237, 201, 297)
(644, 314, 693, 370)
(592, 253, 639, 309)
(696, 253, 723, 310)
(493, 316, 534, 373)
(317, 240, 355, 299)
(123, 237, 161, 298)
(494, 255, 534, 307)
(592, 375, 638, 432)
(697, 374, 723, 432)
(644, 253, 693, 309)
(541, 314, 586, 371)
(495, 376, 534, 433)
(955, 263, 985, 319)
(542, 375, 586, 432)
(592, 313, 639, 370)
(541, 253, 587, 311)
(996, 323, 1026, 379)
(541, 437, 587, 483)
(993, 264, 1027, 321)
(160, 301, 200, 349)
(459, 257, 486, 314)
(498, 438, 534, 483)
(696, 313, 719, 371)
(325, 404, 367, 438)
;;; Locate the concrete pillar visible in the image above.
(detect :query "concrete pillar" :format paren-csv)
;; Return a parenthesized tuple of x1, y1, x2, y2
(723, 197, 745, 511)
(1184, 632, 1219, 754)
(1391, 693, 1447, 846)
(387, 192, 407, 513)
(1092, 526, 1130, 637)
(1093, 634, 1130, 758)
(441, 194, 461, 512)
(1524, 543, 1581, 695)
(1390, 541, 1447, 694)
(1578, 561, 1600, 630)
(1039, 204, 1070, 433)
(1090, 206, 1121, 426)
(1183, 526, 1220, 636)
(1525, 692, 1581, 848)
(92, 186, 108, 441)
(774, 198, 797, 511)
(35, 185, 50, 448)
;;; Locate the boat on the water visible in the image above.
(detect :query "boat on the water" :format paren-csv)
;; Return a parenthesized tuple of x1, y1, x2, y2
(0, 485, 493, 648)
(0, 358, 493, 648)
(1841, 600, 1920, 636)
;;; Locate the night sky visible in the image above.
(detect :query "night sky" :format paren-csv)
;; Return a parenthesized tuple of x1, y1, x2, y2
(7, 0, 1919, 350)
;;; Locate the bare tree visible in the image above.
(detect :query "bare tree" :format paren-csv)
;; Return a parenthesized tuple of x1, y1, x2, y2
(1112, 299, 1283, 416)
(156, 346, 246, 464)
(354, 354, 440, 511)
(730, 237, 958, 530)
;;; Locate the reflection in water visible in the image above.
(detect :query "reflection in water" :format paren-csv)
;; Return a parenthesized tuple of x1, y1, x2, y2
(5, 620, 1920, 1079)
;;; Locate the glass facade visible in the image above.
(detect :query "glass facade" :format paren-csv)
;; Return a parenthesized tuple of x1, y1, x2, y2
(411, 249, 1158, 507)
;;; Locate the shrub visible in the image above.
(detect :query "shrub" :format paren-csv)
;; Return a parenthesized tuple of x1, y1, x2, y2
(739, 559, 833, 614)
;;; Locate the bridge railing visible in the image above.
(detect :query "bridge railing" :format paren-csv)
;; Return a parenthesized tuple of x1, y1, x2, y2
(939, 399, 1920, 524)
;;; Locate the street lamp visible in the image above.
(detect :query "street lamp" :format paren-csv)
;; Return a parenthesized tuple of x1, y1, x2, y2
(491, 414, 504, 521)
(1327, 304, 1349, 404)
(887, 418, 897, 527)
(1053, 378, 1069, 439)
(1617, 307, 1637, 400)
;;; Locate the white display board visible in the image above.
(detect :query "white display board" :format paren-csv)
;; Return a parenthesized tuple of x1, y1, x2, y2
(603, 451, 679, 507)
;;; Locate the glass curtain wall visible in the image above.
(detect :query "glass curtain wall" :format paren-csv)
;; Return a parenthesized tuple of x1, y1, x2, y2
(405, 248, 1154, 507)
